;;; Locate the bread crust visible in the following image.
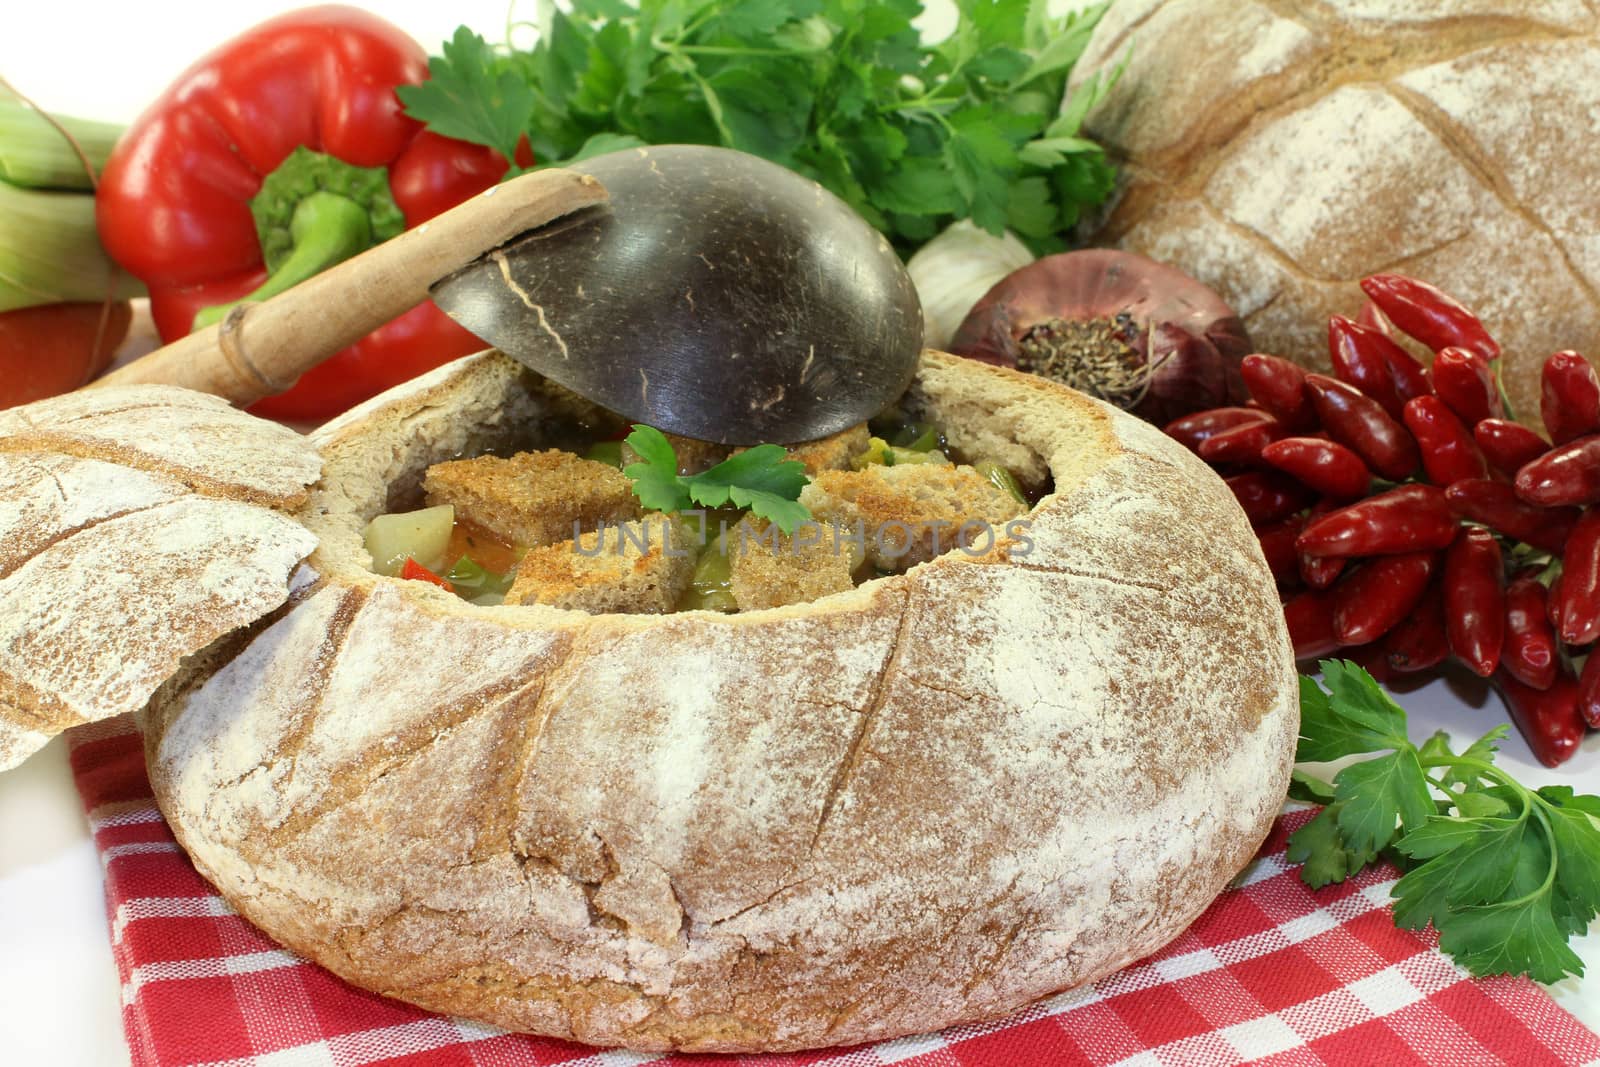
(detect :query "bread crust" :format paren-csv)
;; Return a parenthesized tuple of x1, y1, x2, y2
(142, 350, 1298, 1052)
(0, 385, 321, 770)
(1070, 0, 1600, 426)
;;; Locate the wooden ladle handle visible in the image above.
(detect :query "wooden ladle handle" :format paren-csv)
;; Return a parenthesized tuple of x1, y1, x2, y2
(90, 167, 608, 405)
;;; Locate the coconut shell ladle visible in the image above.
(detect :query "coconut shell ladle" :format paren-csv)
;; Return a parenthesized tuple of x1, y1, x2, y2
(93, 145, 924, 445)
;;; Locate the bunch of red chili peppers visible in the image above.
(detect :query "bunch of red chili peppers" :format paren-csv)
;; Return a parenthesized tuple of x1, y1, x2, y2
(1167, 273, 1597, 766)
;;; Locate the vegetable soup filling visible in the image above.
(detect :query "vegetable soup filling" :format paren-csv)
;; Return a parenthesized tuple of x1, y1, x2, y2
(363, 404, 1048, 614)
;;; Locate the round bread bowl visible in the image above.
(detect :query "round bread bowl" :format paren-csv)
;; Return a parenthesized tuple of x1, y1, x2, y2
(141, 349, 1298, 1052)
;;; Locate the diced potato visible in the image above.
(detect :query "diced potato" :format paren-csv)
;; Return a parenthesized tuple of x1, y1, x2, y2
(365, 505, 455, 576)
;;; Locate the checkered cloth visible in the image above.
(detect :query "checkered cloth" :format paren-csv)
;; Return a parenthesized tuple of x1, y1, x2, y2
(68, 717, 1599, 1067)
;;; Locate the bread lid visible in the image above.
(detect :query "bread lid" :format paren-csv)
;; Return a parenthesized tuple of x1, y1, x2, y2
(0, 385, 323, 770)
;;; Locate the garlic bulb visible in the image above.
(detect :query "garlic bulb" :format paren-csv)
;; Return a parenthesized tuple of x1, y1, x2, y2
(907, 220, 1035, 350)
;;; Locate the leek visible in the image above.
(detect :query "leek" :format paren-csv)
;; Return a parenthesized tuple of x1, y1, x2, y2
(0, 90, 142, 311)
(0, 179, 143, 311)
(0, 92, 121, 191)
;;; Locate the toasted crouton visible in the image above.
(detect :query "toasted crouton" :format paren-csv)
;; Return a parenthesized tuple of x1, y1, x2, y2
(726, 518, 860, 610)
(504, 514, 696, 614)
(423, 450, 640, 549)
(734, 423, 869, 476)
(802, 463, 1026, 571)
(621, 432, 732, 476)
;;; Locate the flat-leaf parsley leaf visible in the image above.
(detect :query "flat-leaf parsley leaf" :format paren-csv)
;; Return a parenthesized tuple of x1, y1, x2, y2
(621, 425, 812, 533)
(1291, 661, 1600, 983)
(400, 0, 1123, 253)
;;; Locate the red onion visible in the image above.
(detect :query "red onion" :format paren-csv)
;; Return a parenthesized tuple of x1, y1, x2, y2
(948, 250, 1251, 425)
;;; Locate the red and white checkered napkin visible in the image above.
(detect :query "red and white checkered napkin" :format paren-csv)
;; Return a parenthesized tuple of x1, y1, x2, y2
(69, 718, 1600, 1067)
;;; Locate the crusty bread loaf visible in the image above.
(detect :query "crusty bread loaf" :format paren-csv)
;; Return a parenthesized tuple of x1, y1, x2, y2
(1069, 0, 1600, 425)
(140, 350, 1298, 1052)
(0, 385, 321, 771)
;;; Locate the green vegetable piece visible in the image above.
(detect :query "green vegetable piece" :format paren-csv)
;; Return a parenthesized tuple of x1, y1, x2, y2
(975, 461, 1028, 507)
(892, 421, 940, 452)
(584, 440, 624, 468)
(1291, 660, 1600, 983)
(680, 535, 737, 612)
(444, 555, 512, 601)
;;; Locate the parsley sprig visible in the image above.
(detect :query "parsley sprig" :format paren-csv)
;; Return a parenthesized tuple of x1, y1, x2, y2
(397, 0, 1126, 251)
(1289, 661, 1600, 983)
(622, 425, 812, 533)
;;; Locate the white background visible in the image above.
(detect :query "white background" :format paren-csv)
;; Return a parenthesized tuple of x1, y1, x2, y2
(0, 3, 1597, 1065)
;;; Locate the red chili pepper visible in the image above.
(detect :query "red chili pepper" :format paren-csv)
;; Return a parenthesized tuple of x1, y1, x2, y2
(1540, 350, 1600, 445)
(1359, 274, 1501, 361)
(1256, 516, 1303, 587)
(1297, 498, 1345, 588)
(1299, 551, 1347, 590)
(1401, 396, 1489, 486)
(1356, 299, 1396, 338)
(1164, 406, 1272, 454)
(1227, 471, 1317, 525)
(1442, 526, 1504, 677)
(1239, 354, 1318, 431)
(1430, 347, 1503, 426)
(1303, 374, 1419, 480)
(1443, 480, 1576, 555)
(1259, 437, 1372, 501)
(1576, 652, 1600, 729)
(1296, 484, 1456, 558)
(1474, 418, 1549, 478)
(1331, 551, 1437, 645)
(1327, 315, 1405, 418)
(1346, 641, 1395, 686)
(1283, 588, 1343, 660)
(1554, 506, 1600, 645)
(1493, 668, 1587, 768)
(400, 557, 454, 591)
(1197, 416, 1286, 466)
(1503, 573, 1558, 691)
(96, 9, 521, 422)
(1514, 434, 1600, 507)
(1385, 586, 1449, 673)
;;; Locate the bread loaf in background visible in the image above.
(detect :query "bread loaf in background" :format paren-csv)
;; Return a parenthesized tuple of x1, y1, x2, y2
(1070, 0, 1600, 426)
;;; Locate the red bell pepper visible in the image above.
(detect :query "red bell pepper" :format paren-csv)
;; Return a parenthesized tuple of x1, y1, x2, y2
(400, 556, 455, 591)
(96, 7, 524, 422)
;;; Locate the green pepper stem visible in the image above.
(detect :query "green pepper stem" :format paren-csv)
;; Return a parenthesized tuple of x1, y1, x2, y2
(192, 190, 371, 330)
